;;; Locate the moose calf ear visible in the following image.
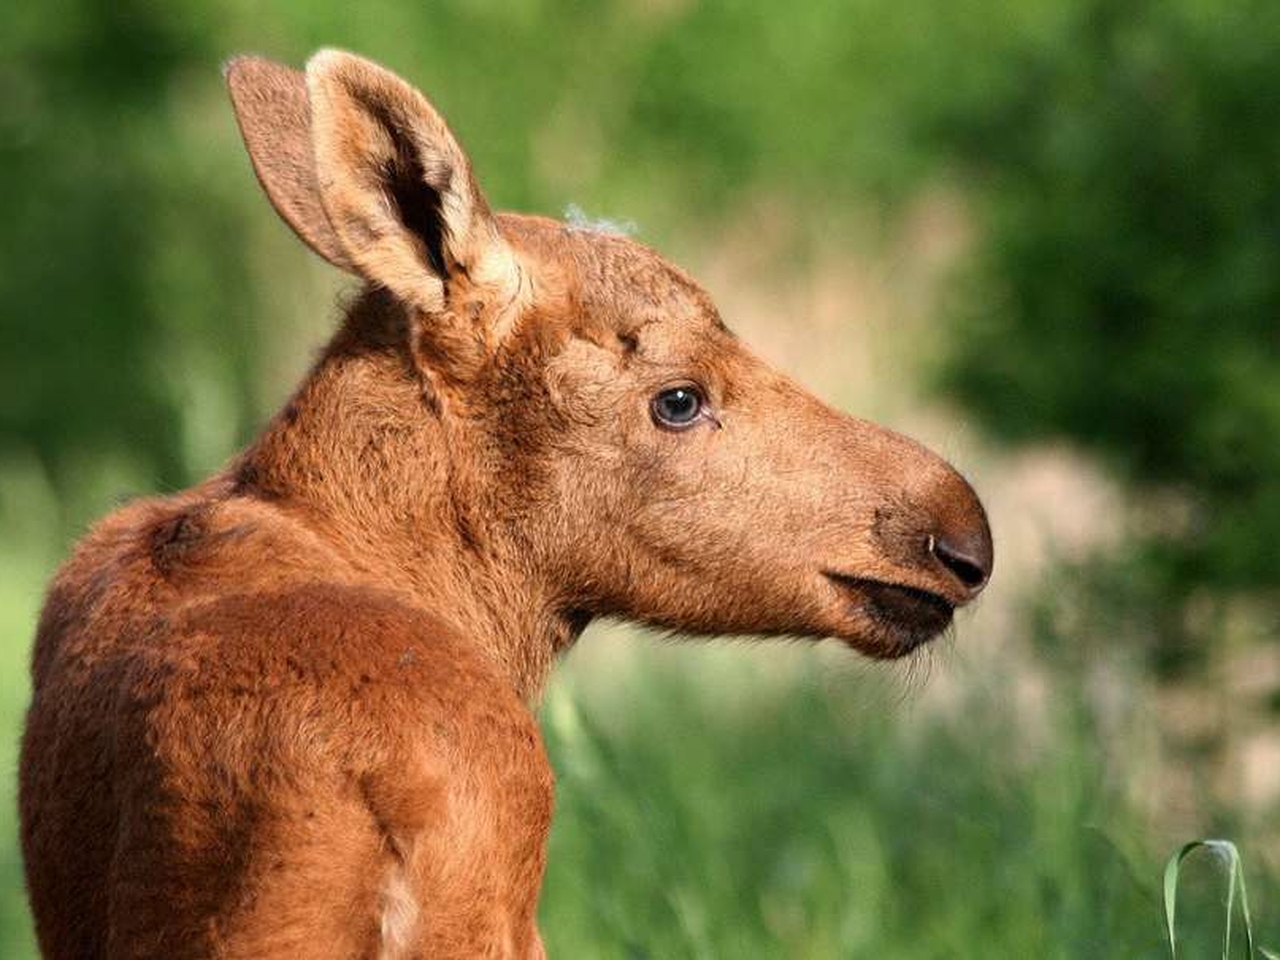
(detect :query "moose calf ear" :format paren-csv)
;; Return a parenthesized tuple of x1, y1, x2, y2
(224, 56, 355, 271)
(304, 49, 515, 314)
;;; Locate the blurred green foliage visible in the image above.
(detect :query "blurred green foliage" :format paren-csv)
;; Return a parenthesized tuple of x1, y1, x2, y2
(933, 0, 1280, 670)
(540, 649, 1279, 958)
(1, 3, 255, 506)
(3, 1, 1278, 957)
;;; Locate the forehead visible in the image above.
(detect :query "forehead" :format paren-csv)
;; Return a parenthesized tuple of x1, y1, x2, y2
(572, 233, 721, 332)
(499, 214, 728, 350)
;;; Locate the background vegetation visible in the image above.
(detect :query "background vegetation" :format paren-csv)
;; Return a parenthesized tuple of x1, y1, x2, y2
(2, 1, 1277, 955)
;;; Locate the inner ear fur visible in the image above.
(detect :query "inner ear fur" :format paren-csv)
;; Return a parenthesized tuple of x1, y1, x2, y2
(304, 48, 515, 314)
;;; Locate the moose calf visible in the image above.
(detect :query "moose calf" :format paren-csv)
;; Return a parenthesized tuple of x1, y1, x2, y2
(20, 50, 992, 959)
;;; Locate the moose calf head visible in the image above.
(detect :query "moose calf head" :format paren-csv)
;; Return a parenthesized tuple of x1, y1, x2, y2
(228, 51, 991, 665)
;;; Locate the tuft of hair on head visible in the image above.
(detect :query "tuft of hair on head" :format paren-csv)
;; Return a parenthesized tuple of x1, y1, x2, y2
(563, 203, 637, 237)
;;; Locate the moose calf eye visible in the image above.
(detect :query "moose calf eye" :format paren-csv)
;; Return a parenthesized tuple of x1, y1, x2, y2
(651, 385, 705, 429)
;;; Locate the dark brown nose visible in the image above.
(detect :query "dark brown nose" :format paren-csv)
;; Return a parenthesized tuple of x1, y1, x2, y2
(929, 526, 992, 596)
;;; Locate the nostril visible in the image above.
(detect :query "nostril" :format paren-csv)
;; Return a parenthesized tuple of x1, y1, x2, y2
(929, 534, 990, 592)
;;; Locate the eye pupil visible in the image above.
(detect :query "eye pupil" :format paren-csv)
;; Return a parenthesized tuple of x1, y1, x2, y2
(652, 386, 703, 427)
(664, 390, 694, 416)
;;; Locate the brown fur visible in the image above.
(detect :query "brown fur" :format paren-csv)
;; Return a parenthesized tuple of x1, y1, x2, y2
(20, 50, 992, 959)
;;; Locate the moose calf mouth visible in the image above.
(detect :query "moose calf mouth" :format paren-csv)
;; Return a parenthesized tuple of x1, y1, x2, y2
(823, 572, 955, 657)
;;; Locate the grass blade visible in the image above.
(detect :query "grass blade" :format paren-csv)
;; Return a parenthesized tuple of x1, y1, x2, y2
(1164, 839, 1267, 960)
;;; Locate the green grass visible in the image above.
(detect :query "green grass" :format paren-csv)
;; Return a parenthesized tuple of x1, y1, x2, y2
(535, 639, 1278, 959)
(1164, 840, 1279, 960)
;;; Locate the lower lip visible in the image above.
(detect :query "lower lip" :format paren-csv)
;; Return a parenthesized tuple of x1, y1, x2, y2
(866, 582, 953, 626)
(824, 573, 955, 649)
